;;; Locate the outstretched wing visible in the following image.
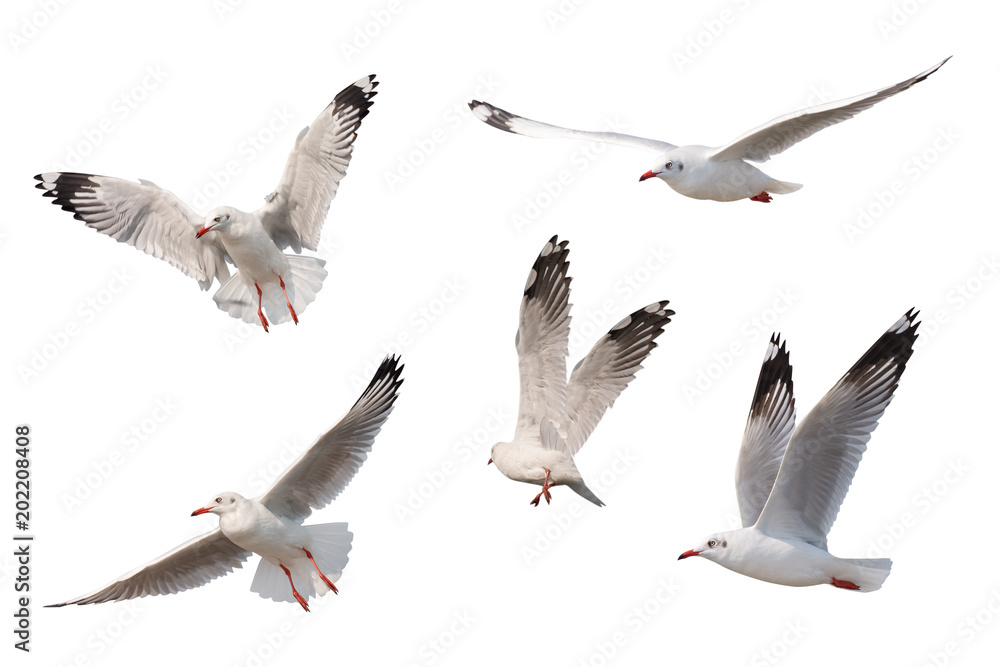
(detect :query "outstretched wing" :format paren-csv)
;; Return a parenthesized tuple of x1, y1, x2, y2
(709, 57, 949, 163)
(469, 100, 676, 153)
(755, 310, 920, 549)
(258, 75, 378, 253)
(34, 172, 230, 289)
(259, 355, 404, 522)
(512, 236, 573, 451)
(736, 335, 796, 528)
(563, 301, 674, 455)
(47, 528, 250, 606)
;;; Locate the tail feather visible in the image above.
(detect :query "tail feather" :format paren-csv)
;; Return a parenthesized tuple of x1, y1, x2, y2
(766, 179, 803, 195)
(250, 522, 353, 604)
(837, 557, 892, 592)
(212, 255, 328, 326)
(568, 481, 605, 507)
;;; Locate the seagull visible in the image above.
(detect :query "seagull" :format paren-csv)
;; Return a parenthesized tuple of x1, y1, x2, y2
(469, 58, 948, 203)
(34, 75, 379, 331)
(678, 311, 919, 592)
(48, 355, 403, 612)
(488, 235, 674, 507)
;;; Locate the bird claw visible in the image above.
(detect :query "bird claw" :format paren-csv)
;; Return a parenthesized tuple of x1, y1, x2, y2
(749, 191, 773, 203)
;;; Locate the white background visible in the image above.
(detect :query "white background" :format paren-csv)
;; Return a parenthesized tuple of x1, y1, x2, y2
(4, 0, 998, 664)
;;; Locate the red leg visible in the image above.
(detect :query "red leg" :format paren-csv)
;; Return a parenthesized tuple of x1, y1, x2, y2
(830, 577, 861, 590)
(749, 191, 773, 203)
(302, 548, 338, 594)
(254, 283, 270, 333)
(530, 468, 553, 506)
(278, 275, 299, 325)
(280, 563, 310, 611)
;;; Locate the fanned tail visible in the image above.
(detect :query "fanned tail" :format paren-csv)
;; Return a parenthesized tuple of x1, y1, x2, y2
(835, 557, 892, 592)
(250, 522, 353, 603)
(212, 255, 328, 326)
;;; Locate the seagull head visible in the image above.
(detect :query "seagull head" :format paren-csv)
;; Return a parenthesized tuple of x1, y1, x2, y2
(196, 207, 238, 238)
(639, 151, 685, 185)
(191, 491, 244, 517)
(678, 533, 729, 562)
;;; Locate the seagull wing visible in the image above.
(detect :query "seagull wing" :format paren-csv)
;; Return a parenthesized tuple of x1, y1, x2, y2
(469, 100, 676, 153)
(513, 236, 574, 451)
(709, 57, 950, 163)
(563, 301, 674, 455)
(754, 310, 920, 549)
(735, 335, 796, 528)
(47, 528, 250, 606)
(258, 75, 378, 253)
(259, 355, 403, 522)
(34, 172, 230, 289)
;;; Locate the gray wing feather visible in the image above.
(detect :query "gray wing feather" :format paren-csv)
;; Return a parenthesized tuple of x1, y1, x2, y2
(47, 529, 250, 606)
(259, 355, 403, 522)
(755, 310, 919, 548)
(709, 57, 950, 163)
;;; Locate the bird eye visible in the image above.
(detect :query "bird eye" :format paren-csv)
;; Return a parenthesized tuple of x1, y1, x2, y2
(215, 497, 222, 503)
(708, 539, 717, 548)
(213, 216, 221, 223)
(665, 161, 673, 169)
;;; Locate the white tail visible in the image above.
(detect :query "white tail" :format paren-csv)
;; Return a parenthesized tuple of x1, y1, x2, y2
(838, 557, 892, 592)
(250, 522, 353, 603)
(213, 255, 328, 326)
(765, 179, 803, 195)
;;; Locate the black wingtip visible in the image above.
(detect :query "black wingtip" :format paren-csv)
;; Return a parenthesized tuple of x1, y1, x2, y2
(524, 236, 570, 300)
(748, 334, 794, 421)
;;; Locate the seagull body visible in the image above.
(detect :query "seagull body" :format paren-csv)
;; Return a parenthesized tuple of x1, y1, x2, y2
(678, 311, 919, 591)
(470, 58, 948, 203)
(489, 236, 674, 507)
(35, 75, 379, 330)
(49, 356, 404, 611)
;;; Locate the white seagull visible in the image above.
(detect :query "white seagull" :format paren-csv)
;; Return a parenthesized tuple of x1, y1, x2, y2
(48, 355, 403, 612)
(488, 236, 674, 506)
(678, 311, 919, 592)
(469, 58, 948, 203)
(34, 75, 379, 331)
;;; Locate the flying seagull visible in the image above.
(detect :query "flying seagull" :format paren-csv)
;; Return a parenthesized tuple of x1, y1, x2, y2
(48, 355, 403, 611)
(34, 75, 378, 331)
(678, 311, 919, 591)
(488, 235, 674, 506)
(469, 58, 948, 203)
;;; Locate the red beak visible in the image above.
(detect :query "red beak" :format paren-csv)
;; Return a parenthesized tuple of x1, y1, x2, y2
(487, 458, 493, 465)
(195, 225, 211, 239)
(191, 507, 212, 516)
(639, 170, 657, 182)
(677, 549, 700, 560)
